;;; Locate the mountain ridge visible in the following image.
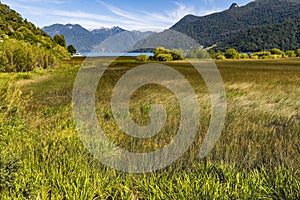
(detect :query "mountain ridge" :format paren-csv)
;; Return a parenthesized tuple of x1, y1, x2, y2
(169, 0, 300, 51)
(43, 24, 155, 53)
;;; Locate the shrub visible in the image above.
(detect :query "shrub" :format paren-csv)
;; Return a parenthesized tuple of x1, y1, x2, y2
(154, 46, 171, 60)
(285, 50, 296, 57)
(270, 54, 282, 59)
(240, 54, 249, 59)
(216, 54, 226, 60)
(157, 54, 173, 61)
(153, 47, 185, 61)
(295, 49, 300, 57)
(225, 48, 240, 59)
(250, 55, 259, 59)
(136, 54, 149, 62)
(0, 38, 58, 72)
(171, 48, 184, 60)
(270, 48, 283, 55)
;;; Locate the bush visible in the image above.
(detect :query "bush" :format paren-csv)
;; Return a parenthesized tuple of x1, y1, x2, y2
(295, 49, 300, 57)
(285, 50, 296, 57)
(250, 55, 259, 59)
(250, 51, 271, 59)
(216, 54, 226, 60)
(13, 73, 32, 80)
(157, 54, 173, 61)
(225, 48, 240, 59)
(240, 54, 249, 59)
(171, 48, 184, 60)
(271, 54, 282, 59)
(153, 47, 184, 61)
(154, 47, 171, 60)
(0, 39, 59, 72)
(270, 48, 283, 55)
(136, 54, 149, 62)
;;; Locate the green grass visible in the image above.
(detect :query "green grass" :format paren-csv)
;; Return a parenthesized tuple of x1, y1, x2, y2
(0, 58, 299, 199)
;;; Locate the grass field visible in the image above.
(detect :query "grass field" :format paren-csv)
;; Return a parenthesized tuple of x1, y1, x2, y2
(0, 58, 299, 199)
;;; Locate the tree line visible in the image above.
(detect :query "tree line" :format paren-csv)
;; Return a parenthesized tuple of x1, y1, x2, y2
(137, 47, 300, 62)
(210, 48, 300, 60)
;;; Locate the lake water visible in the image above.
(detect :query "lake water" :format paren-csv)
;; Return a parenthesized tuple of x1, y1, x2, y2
(81, 52, 154, 57)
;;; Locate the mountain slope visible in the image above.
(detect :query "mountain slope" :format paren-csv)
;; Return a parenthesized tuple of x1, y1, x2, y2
(42, 24, 125, 52)
(133, 29, 199, 51)
(220, 19, 300, 52)
(0, 3, 69, 72)
(168, 0, 300, 51)
(92, 31, 154, 53)
(0, 3, 57, 46)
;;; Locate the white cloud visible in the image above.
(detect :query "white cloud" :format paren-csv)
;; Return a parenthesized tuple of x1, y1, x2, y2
(167, 2, 195, 20)
(95, 1, 199, 31)
(2, 0, 221, 31)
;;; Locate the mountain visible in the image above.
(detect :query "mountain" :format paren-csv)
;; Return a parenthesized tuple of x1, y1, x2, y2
(132, 29, 199, 51)
(92, 31, 154, 53)
(138, 0, 300, 52)
(90, 26, 125, 42)
(43, 24, 155, 53)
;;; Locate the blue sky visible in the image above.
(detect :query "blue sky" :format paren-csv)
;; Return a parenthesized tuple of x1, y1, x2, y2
(2, 0, 252, 31)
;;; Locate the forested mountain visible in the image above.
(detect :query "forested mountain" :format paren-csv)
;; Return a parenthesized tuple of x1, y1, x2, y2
(0, 3, 69, 72)
(43, 24, 126, 52)
(43, 24, 155, 53)
(133, 29, 199, 51)
(162, 0, 300, 52)
(219, 19, 300, 52)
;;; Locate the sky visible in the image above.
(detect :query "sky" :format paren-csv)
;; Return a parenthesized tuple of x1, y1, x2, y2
(1, 0, 253, 31)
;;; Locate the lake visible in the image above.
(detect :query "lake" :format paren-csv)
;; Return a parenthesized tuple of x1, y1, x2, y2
(81, 52, 154, 57)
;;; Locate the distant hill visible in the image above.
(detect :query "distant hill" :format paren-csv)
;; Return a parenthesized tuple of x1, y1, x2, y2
(138, 0, 300, 52)
(133, 29, 199, 51)
(43, 24, 125, 52)
(43, 24, 155, 53)
(92, 31, 154, 53)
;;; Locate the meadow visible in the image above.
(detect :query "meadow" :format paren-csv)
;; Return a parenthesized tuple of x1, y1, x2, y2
(0, 57, 299, 199)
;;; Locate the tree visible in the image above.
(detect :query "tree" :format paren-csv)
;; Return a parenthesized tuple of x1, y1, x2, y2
(153, 47, 183, 61)
(295, 49, 300, 57)
(225, 48, 240, 59)
(157, 54, 173, 61)
(136, 54, 149, 62)
(153, 46, 170, 60)
(214, 51, 225, 59)
(171, 48, 184, 60)
(285, 50, 296, 57)
(67, 45, 77, 55)
(270, 48, 283, 55)
(53, 34, 66, 48)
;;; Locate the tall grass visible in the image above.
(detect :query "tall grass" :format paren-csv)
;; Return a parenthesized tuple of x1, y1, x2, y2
(0, 58, 299, 199)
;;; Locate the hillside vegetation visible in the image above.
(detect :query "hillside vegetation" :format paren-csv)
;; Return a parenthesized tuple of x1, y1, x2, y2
(171, 0, 300, 52)
(0, 3, 69, 72)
